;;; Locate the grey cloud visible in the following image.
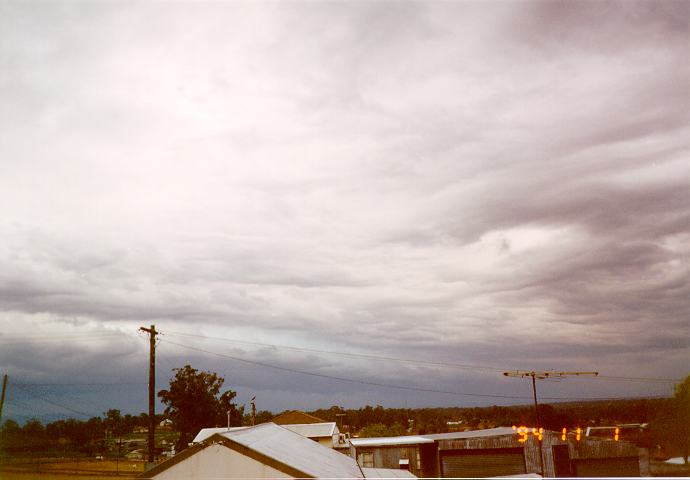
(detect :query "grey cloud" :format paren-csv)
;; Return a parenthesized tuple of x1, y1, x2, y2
(1, 1, 687, 419)
(511, 0, 689, 53)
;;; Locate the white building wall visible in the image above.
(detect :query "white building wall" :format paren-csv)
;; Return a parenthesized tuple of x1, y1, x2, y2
(317, 437, 334, 449)
(152, 443, 294, 480)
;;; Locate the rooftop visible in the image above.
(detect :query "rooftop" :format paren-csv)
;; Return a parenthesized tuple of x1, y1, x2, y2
(215, 423, 363, 478)
(191, 426, 247, 443)
(350, 427, 519, 447)
(282, 421, 338, 438)
(350, 435, 434, 447)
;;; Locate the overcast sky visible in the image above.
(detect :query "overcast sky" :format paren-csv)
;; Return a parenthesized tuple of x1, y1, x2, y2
(1, 0, 688, 423)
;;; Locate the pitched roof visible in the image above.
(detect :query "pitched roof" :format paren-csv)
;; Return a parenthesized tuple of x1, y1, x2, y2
(217, 423, 362, 478)
(193, 422, 337, 444)
(145, 422, 363, 479)
(272, 410, 326, 425)
(282, 421, 337, 439)
(192, 426, 248, 443)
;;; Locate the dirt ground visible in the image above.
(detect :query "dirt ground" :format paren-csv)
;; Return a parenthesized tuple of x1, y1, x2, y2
(0, 473, 138, 480)
(1, 458, 145, 478)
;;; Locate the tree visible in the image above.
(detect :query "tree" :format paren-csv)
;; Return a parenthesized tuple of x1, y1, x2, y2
(675, 374, 690, 464)
(159, 365, 243, 451)
(104, 409, 128, 438)
(359, 422, 406, 438)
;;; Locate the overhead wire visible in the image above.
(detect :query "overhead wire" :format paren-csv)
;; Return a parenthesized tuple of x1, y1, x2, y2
(15, 382, 146, 387)
(161, 337, 670, 402)
(162, 330, 681, 384)
(12, 383, 97, 419)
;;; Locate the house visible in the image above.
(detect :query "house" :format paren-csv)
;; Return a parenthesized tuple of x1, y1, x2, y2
(350, 427, 649, 477)
(193, 422, 350, 453)
(271, 410, 326, 425)
(142, 422, 414, 479)
(281, 422, 351, 452)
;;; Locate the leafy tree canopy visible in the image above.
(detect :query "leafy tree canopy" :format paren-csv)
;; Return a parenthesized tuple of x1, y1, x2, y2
(158, 364, 243, 451)
(359, 422, 407, 438)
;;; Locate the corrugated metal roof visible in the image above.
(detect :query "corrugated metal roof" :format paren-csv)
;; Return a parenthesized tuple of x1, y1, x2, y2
(350, 427, 518, 448)
(192, 426, 248, 443)
(350, 435, 434, 447)
(282, 421, 337, 438)
(362, 467, 417, 478)
(422, 427, 517, 440)
(219, 422, 363, 478)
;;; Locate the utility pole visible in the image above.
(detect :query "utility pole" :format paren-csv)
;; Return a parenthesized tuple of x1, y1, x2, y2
(0, 374, 8, 426)
(503, 370, 598, 476)
(250, 396, 256, 426)
(139, 325, 157, 466)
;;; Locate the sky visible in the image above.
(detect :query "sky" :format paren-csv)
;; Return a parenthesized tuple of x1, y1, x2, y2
(0, 0, 688, 424)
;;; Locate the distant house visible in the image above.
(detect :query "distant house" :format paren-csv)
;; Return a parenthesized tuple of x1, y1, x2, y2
(350, 427, 649, 477)
(271, 410, 326, 425)
(142, 422, 413, 479)
(159, 419, 174, 430)
(125, 449, 144, 460)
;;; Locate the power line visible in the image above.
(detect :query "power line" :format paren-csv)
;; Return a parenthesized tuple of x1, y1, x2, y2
(162, 330, 681, 384)
(594, 375, 680, 384)
(162, 339, 534, 400)
(14, 382, 146, 387)
(163, 331, 503, 372)
(12, 383, 97, 418)
(161, 338, 669, 402)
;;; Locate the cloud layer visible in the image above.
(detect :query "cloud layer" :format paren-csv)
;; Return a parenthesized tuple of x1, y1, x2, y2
(0, 0, 688, 418)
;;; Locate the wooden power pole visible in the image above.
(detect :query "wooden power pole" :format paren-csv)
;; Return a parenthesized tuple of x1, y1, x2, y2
(503, 370, 598, 476)
(0, 374, 8, 427)
(139, 325, 158, 465)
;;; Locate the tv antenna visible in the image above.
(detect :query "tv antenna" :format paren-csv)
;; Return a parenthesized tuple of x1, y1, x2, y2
(503, 370, 598, 475)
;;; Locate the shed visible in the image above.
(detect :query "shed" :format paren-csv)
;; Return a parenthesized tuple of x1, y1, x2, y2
(568, 434, 648, 477)
(142, 422, 365, 479)
(350, 435, 435, 477)
(350, 427, 648, 478)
